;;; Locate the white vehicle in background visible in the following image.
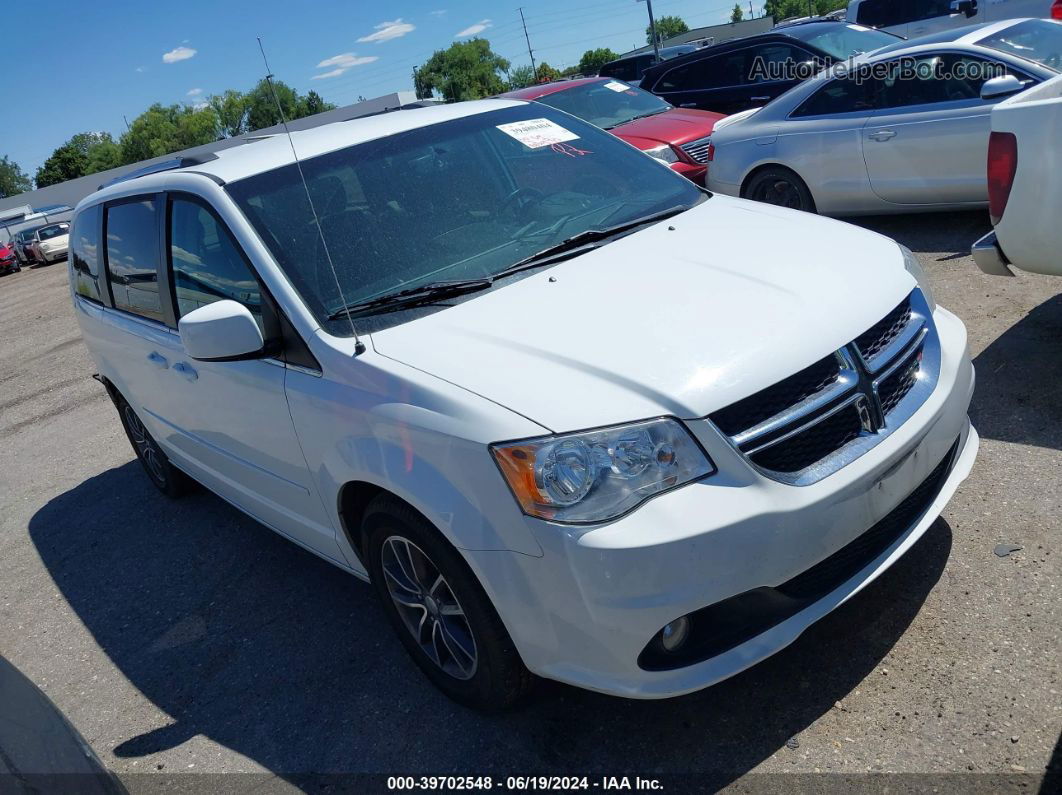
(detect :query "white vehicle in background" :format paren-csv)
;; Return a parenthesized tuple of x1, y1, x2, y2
(847, 0, 1061, 39)
(972, 72, 1062, 276)
(32, 222, 70, 264)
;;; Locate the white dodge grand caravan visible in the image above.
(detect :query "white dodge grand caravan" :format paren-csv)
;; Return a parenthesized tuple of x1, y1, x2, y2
(69, 100, 977, 709)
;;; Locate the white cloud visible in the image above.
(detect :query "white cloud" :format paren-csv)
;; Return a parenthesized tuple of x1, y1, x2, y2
(312, 68, 348, 80)
(316, 53, 378, 69)
(192, 101, 209, 110)
(429, 9, 447, 16)
(357, 18, 415, 43)
(135, 66, 145, 73)
(162, 45, 197, 63)
(455, 19, 491, 38)
(186, 87, 203, 96)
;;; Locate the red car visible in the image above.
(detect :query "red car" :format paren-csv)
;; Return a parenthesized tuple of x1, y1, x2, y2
(500, 77, 724, 185)
(0, 243, 20, 275)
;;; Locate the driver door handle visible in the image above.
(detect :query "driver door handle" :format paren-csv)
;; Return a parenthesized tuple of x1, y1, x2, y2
(868, 130, 897, 142)
(147, 351, 168, 369)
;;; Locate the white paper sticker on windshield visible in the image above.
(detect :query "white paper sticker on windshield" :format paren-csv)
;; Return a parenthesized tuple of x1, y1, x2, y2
(603, 81, 630, 92)
(496, 118, 580, 149)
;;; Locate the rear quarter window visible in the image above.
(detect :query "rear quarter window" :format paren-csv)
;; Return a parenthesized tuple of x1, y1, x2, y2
(70, 206, 103, 302)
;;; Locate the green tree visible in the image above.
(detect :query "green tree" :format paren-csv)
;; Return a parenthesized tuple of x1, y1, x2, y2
(34, 132, 123, 188)
(210, 89, 249, 137)
(298, 90, 335, 117)
(416, 39, 510, 102)
(731, 4, 744, 22)
(577, 47, 619, 75)
(764, 0, 846, 21)
(507, 65, 537, 90)
(647, 15, 689, 45)
(244, 78, 300, 131)
(119, 104, 220, 164)
(535, 62, 562, 83)
(0, 155, 32, 198)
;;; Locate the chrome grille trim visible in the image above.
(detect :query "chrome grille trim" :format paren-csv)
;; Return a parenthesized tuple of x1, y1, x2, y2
(707, 289, 939, 486)
(680, 136, 713, 164)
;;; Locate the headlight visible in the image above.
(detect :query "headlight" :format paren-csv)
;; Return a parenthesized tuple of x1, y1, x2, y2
(643, 144, 680, 165)
(491, 417, 713, 523)
(900, 244, 936, 312)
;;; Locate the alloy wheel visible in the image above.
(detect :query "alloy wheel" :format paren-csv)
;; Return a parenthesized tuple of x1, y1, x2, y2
(123, 405, 167, 486)
(754, 178, 804, 210)
(380, 536, 478, 680)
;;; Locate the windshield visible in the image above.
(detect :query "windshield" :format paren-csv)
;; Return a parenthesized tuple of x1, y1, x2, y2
(976, 20, 1062, 71)
(227, 104, 702, 334)
(37, 224, 68, 241)
(534, 81, 672, 129)
(788, 23, 899, 60)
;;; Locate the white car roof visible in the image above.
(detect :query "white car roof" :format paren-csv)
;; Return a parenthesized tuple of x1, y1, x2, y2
(88, 98, 527, 206)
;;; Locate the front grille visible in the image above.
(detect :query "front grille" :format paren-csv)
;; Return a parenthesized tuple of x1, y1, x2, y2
(708, 291, 936, 484)
(854, 295, 912, 365)
(680, 136, 713, 164)
(712, 355, 840, 437)
(749, 404, 862, 474)
(638, 437, 959, 671)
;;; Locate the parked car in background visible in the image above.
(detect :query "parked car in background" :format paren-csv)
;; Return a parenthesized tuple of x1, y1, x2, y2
(0, 243, 19, 275)
(500, 78, 724, 184)
(597, 44, 699, 83)
(14, 227, 43, 266)
(640, 21, 899, 115)
(846, 0, 1060, 39)
(32, 222, 70, 264)
(69, 99, 976, 709)
(973, 71, 1062, 276)
(706, 19, 1060, 214)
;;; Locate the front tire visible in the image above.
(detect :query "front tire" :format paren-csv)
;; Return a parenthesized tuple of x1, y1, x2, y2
(114, 395, 191, 498)
(364, 495, 533, 711)
(743, 166, 816, 213)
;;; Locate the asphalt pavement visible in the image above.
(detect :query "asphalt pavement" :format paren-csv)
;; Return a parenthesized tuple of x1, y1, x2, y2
(0, 213, 1058, 793)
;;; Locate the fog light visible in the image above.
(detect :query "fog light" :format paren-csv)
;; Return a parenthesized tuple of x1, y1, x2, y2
(661, 616, 690, 652)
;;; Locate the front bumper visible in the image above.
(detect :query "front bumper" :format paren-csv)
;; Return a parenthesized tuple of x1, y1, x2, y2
(465, 306, 976, 698)
(971, 231, 1014, 277)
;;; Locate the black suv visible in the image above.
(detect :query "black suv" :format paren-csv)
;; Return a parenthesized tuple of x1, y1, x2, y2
(597, 44, 699, 83)
(639, 21, 899, 115)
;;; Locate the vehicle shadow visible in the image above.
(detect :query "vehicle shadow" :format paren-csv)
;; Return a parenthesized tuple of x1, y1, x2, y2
(850, 210, 990, 259)
(29, 463, 952, 785)
(969, 293, 1062, 451)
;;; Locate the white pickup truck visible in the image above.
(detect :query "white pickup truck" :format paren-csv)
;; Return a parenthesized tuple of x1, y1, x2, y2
(972, 72, 1062, 278)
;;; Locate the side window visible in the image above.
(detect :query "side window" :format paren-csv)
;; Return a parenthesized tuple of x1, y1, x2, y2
(659, 51, 750, 92)
(168, 197, 263, 326)
(747, 44, 815, 84)
(912, 0, 953, 21)
(70, 205, 102, 302)
(878, 54, 1017, 109)
(792, 74, 881, 117)
(105, 198, 165, 323)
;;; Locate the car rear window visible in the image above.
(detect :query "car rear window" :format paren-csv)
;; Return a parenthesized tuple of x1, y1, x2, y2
(976, 19, 1062, 71)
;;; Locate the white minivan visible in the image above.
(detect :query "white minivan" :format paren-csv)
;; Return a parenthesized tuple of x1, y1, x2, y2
(847, 0, 1059, 39)
(69, 100, 977, 709)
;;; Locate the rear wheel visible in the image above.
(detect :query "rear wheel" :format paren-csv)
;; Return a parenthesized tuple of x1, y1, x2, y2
(364, 495, 533, 711)
(115, 395, 191, 498)
(744, 166, 816, 213)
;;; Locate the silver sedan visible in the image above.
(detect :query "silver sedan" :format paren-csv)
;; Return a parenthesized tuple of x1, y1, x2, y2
(706, 19, 1061, 215)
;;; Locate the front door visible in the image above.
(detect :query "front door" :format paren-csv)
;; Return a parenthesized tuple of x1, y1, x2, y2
(862, 54, 1021, 206)
(142, 193, 342, 562)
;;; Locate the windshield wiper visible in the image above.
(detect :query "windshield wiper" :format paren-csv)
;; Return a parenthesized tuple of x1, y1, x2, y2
(328, 278, 493, 320)
(605, 108, 670, 129)
(492, 204, 692, 280)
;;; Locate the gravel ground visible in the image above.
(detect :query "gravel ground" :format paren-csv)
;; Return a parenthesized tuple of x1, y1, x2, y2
(0, 212, 1058, 793)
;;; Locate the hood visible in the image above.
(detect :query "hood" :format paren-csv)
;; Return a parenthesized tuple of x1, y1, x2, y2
(371, 196, 914, 432)
(613, 108, 724, 149)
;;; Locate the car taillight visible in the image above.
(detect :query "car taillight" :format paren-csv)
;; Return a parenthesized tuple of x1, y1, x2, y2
(987, 131, 1017, 226)
(1053, 0, 1062, 20)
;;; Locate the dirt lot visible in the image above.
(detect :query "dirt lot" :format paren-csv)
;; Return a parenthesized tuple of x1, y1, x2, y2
(0, 212, 1059, 792)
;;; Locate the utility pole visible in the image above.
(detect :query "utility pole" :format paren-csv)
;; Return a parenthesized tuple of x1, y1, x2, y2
(123, 115, 130, 131)
(638, 0, 661, 63)
(518, 8, 538, 82)
(749, 1, 755, 19)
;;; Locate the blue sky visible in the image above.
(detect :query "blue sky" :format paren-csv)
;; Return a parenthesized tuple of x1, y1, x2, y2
(1, 0, 755, 177)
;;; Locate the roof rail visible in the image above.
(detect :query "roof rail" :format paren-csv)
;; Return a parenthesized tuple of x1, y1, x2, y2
(96, 152, 219, 191)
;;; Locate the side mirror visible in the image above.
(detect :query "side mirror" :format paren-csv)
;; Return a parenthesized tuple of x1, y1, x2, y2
(949, 0, 977, 18)
(178, 299, 265, 361)
(980, 74, 1024, 100)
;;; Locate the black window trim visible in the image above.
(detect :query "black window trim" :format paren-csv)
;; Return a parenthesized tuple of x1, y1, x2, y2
(101, 193, 176, 328)
(654, 41, 821, 94)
